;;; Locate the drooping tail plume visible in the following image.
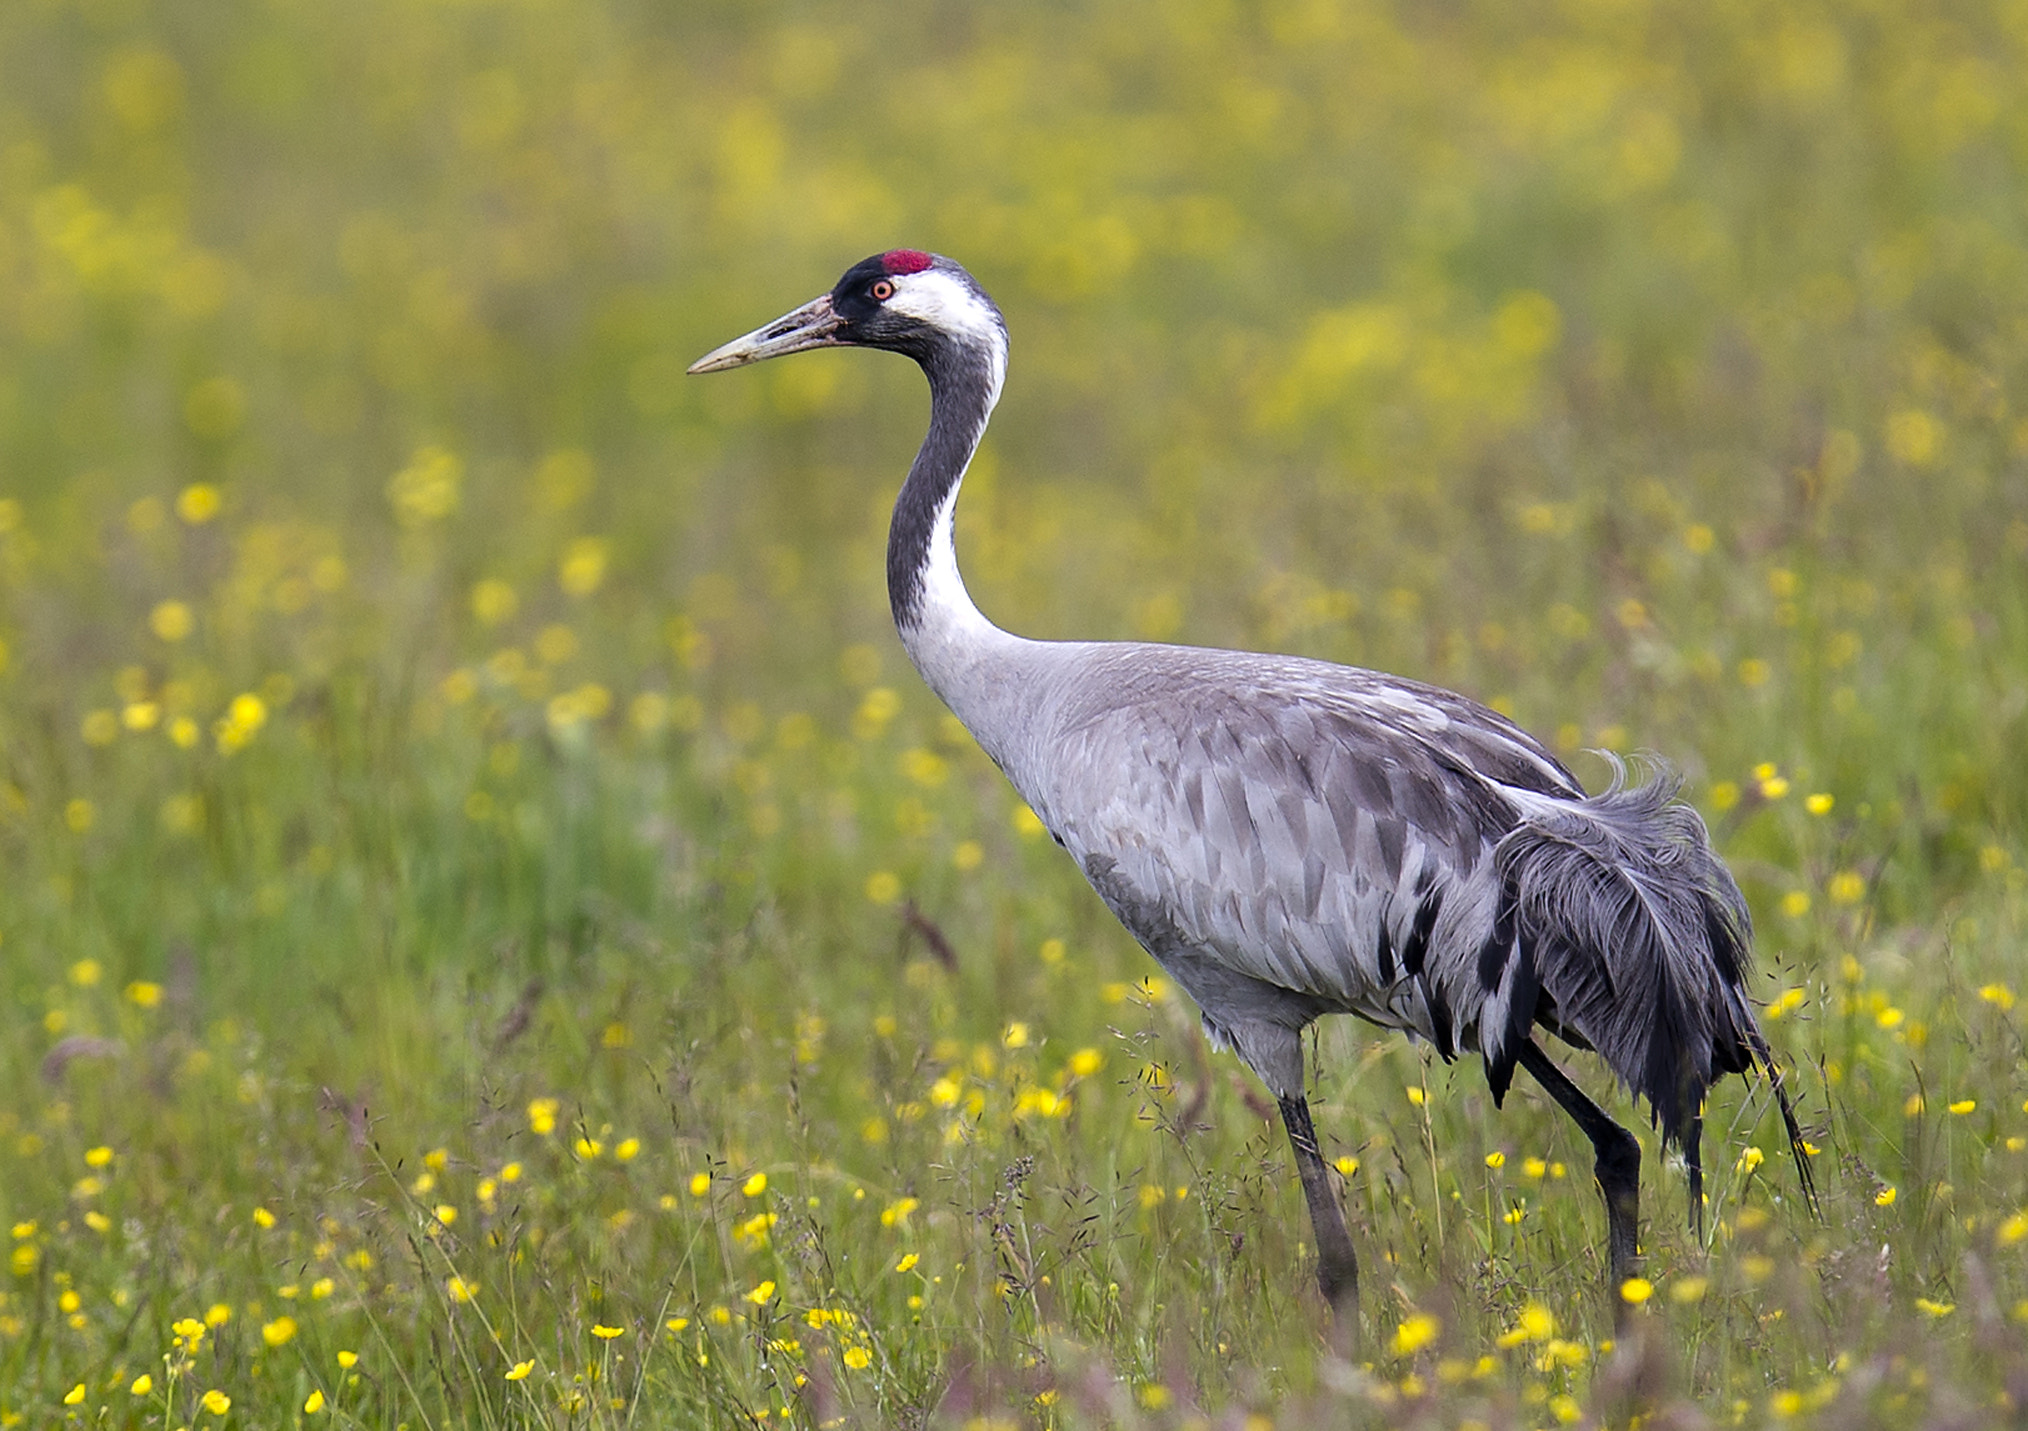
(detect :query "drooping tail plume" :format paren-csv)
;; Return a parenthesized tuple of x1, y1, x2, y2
(1476, 756, 1814, 1215)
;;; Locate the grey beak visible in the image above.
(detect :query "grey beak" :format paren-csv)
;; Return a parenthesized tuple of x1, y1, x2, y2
(688, 293, 845, 374)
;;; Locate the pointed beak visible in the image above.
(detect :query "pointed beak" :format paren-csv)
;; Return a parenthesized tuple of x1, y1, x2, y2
(687, 293, 846, 374)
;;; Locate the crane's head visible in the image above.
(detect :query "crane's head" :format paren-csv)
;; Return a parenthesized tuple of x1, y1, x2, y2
(688, 251, 1006, 387)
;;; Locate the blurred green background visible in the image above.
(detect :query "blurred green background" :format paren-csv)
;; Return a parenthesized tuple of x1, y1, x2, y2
(2, 0, 2027, 1425)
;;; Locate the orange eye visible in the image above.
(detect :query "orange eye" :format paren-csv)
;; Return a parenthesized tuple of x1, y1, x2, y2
(871, 279, 895, 301)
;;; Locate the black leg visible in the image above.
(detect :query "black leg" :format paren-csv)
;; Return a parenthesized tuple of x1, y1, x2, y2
(1278, 1093, 1359, 1321)
(1684, 1107, 1705, 1240)
(1517, 1041, 1641, 1312)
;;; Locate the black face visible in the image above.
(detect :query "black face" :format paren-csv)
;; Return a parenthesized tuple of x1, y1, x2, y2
(831, 255, 899, 324)
(826, 254, 940, 359)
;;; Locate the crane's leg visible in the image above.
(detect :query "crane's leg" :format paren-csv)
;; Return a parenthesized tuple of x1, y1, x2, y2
(1278, 1093, 1359, 1319)
(1517, 1042, 1641, 1310)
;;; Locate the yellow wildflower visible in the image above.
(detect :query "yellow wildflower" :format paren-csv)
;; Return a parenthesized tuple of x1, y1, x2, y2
(559, 538, 609, 597)
(387, 446, 462, 526)
(1497, 1302, 1556, 1347)
(864, 871, 901, 904)
(1392, 1312, 1441, 1355)
(177, 483, 222, 523)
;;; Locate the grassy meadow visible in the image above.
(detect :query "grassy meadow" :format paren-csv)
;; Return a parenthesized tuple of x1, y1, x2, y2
(3, 0, 2028, 1424)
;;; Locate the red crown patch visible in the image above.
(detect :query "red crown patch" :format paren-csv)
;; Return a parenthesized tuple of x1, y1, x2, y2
(881, 249, 934, 275)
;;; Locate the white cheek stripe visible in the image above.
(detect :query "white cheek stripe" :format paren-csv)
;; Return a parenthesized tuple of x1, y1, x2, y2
(890, 272, 1008, 408)
(888, 271, 998, 340)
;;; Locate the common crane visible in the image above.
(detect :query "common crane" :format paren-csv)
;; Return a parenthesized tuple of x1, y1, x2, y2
(690, 250, 1813, 1321)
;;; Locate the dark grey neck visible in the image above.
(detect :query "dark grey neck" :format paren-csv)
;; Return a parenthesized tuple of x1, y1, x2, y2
(887, 339, 997, 631)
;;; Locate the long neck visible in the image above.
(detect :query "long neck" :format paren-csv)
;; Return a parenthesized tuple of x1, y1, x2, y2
(887, 336, 1003, 642)
(884, 332, 1041, 750)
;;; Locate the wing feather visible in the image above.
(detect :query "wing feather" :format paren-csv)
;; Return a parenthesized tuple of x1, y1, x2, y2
(1016, 645, 1548, 1055)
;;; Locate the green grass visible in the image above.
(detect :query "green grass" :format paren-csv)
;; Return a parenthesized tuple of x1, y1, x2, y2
(2, 0, 2028, 1424)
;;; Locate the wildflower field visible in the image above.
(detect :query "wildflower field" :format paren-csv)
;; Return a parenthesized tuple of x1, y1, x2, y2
(2, 0, 2027, 1425)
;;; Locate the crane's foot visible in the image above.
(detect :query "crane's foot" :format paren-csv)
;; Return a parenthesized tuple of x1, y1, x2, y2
(1317, 1249, 1359, 1311)
(1317, 1251, 1360, 1355)
(1599, 1140, 1642, 1330)
(1517, 1042, 1643, 1328)
(1279, 1093, 1361, 1346)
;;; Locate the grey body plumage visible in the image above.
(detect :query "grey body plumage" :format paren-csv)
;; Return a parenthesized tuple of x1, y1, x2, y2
(692, 250, 1813, 1324)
